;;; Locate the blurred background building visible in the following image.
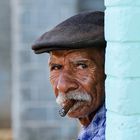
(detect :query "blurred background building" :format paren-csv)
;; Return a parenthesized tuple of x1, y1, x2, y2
(0, 0, 105, 140)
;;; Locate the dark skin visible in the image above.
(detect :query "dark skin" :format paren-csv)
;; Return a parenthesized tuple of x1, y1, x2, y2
(49, 47, 105, 126)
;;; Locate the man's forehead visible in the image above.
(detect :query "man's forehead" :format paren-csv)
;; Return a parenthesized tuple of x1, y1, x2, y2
(49, 48, 98, 59)
(50, 49, 76, 57)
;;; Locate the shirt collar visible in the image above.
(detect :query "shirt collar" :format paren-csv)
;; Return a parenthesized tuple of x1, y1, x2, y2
(78, 104, 106, 140)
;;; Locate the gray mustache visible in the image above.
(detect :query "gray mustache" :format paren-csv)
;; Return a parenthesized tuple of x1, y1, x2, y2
(56, 91, 91, 106)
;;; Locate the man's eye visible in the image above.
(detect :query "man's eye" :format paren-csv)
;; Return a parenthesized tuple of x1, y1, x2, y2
(77, 63, 88, 69)
(51, 64, 62, 71)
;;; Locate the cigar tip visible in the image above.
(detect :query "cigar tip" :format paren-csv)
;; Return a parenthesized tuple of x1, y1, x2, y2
(58, 100, 75, 117)
(59, 108, 66, 117)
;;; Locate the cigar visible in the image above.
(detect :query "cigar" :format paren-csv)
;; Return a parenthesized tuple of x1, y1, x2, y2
(59, 100, 75, 117)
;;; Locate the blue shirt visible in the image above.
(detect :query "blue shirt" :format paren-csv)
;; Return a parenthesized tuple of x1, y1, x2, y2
(77, 104, 106, 140)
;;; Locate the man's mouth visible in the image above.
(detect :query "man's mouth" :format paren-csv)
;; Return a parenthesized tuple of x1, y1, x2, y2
(59, 99, 88, 117)
(69, 100, 86, 112)
(57, 91, 92, 117)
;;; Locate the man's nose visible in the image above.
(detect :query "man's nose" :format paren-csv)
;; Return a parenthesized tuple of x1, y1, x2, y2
(57, 72, 78, 93)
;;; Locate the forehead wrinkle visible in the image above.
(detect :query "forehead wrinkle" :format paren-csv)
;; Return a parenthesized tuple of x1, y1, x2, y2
(49, 48, 100, 65)
(49, 51, 64, 64)
(48, 50, 74, 66)
(68, 51, 97, 65)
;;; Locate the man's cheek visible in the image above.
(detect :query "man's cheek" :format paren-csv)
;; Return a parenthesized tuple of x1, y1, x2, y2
(50, 73, 57, 85)
(49, 74, 59, 97)
(81, 72, 96, 83)
(80, 79, 96, 93)
(76, 73, 90, 82)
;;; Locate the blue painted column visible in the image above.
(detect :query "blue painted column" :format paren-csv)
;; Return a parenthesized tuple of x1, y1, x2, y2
(105, 0, 140, 139)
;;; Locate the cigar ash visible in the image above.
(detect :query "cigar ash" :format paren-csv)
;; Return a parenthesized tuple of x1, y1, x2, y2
(59, 100, 75, 117)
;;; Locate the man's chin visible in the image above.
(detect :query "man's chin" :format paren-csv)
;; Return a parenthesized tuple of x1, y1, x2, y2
(68, 110, 96, 126)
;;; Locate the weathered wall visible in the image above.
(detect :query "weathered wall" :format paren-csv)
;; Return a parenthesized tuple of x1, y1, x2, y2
(105, 0, 140, 139)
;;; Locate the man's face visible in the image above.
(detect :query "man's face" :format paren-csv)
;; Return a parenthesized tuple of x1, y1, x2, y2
(49, 48, 105, 118)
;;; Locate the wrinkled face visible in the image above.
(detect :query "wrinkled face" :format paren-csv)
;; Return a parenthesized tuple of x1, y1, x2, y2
(49, 48, 105, 118)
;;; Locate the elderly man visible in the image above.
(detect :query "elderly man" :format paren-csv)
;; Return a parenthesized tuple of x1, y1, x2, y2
(32, 11, 106, 140)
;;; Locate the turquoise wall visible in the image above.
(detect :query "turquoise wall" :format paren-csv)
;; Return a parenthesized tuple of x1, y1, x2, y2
(105, 0, 140, 139)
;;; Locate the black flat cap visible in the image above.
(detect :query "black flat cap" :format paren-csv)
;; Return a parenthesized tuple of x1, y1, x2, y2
(32, 11, 106, 54)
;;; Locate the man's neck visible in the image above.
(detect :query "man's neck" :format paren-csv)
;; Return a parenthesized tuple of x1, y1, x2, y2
(78, 104, 104, 127)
